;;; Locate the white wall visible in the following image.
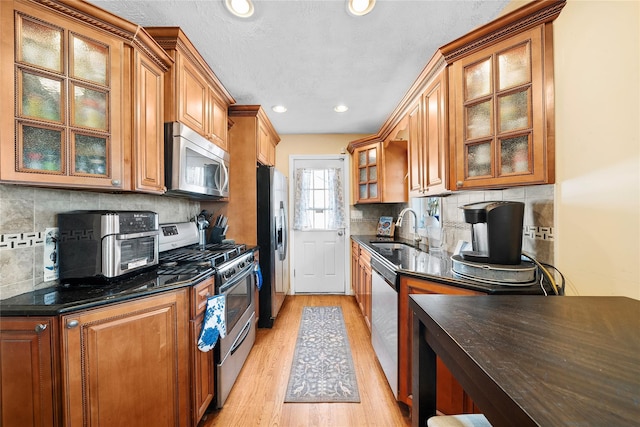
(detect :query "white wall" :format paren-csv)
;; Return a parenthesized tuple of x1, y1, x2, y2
(275, 133, 364, 179)
(553, 0, 639, 298)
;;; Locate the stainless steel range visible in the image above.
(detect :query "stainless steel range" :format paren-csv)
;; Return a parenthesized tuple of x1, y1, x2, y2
(158, 221, 256, 408)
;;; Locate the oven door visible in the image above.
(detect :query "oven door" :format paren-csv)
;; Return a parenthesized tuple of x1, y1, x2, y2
(216, 263, 256, 408)
(217, 264, 255, 357)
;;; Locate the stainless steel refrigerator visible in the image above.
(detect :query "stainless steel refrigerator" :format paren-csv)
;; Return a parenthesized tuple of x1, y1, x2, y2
(256, 165, 290, 328)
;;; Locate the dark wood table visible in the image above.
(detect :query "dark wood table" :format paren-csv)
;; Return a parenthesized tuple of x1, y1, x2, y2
(410, 295, 640, 427)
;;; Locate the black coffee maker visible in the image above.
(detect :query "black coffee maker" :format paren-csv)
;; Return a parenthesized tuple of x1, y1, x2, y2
(460, 201, 524, 265)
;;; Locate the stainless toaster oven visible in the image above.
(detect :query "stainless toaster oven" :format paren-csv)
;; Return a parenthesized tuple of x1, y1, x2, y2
(58, 210, 159, 281)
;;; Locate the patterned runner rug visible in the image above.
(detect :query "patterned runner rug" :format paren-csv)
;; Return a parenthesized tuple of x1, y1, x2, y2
(284, 306, 361, 403)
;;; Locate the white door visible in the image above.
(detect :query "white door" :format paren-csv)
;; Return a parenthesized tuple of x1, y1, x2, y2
(290, 155, 349, 294)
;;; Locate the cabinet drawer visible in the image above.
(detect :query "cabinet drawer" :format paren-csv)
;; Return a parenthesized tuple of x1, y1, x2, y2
(192, 277, 215, 318)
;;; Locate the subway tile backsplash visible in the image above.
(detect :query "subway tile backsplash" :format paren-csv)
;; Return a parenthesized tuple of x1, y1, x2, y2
(350, 184, 555, 264)
(0, 184, 201, 300)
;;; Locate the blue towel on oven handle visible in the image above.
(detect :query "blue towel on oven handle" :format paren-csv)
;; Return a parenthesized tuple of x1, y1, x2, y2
(197, 294, 226, 352)
(254, 263, 263, 291)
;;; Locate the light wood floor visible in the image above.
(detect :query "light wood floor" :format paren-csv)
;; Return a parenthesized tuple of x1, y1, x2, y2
(200, 295, 411, 427)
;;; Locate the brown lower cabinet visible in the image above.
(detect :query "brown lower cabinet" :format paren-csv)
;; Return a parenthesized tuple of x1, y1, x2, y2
(0, 288, 200, 427)
(190, 277, 216, 424)
(398, 275, 484, 415)
(351, 240, 372, 331)
(61, 289, 191, 427)
(0, 317, 59, 427)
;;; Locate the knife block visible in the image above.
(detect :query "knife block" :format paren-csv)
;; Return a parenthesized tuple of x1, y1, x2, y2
(209, 226, 226, 243)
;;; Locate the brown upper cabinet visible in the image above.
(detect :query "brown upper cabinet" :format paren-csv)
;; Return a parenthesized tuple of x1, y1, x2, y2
(442, 0, 565, 190)
(348, 136, 408, 204)
(354, 0, 565, 198)
(405, 54, 449, 197)
(0, 0, 172, 194)
(145, 27, 235, 152)
(225, 105, 280, 245)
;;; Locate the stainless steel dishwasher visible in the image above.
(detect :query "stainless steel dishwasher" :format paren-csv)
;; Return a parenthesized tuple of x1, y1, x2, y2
(370, 256, 398, 399)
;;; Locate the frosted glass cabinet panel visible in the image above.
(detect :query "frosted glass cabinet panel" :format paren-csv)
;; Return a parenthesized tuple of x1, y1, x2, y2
(20, 71, 62, 122)
(72, 85, 108, 130)
(71, 34, 108, 85)
(500, 135, 530, 174)
(498, 43, 530, 91)
(20, 125, 63, 172)
(467, 142, 492, 177)
(465, 100, 493, 140)
(74, 134, 108, 175)
(498, 89, 530, 132)
(465, 58, 491, 101)
(18, 17, 63, 72)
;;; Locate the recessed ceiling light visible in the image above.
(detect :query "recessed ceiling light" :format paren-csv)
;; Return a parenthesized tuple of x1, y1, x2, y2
(347, 0, 375, 16)
(334, 105, 349, 113)
(225, 0, 254, 18)
(272, 105, 287, 113)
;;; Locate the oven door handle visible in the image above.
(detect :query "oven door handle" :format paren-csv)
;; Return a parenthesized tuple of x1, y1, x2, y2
(230, 316, 253, 356)
(218, 265, 254, 294)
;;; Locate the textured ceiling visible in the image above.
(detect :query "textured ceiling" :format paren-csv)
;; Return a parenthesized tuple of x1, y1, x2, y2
(89, 0, 509, 135)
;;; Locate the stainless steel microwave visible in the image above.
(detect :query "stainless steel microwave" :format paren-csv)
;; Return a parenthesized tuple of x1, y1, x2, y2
(164, 122, 230, 199)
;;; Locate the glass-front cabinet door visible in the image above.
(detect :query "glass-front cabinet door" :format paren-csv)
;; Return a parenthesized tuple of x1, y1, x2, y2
(1, 2, 123, 188)
(354, 142, 381, 203)
(450, 25, 552, 189)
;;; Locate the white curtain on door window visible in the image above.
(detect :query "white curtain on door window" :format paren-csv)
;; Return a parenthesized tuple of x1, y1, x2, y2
(293, 168, 346, 230)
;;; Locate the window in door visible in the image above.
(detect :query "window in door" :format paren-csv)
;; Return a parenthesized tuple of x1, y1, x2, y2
(293, 168, 346, 230)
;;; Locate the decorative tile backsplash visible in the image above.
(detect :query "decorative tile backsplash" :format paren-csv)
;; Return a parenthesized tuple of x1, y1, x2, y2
(0, 231, 45, 250)
(350, 184, 555, 264)
(0, 184, 201, 300)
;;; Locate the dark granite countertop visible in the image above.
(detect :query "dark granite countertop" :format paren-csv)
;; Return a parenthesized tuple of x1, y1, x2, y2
(1, 245, 260, 317)
(351, 235, 548, 295)
(0, 269, 210, 316)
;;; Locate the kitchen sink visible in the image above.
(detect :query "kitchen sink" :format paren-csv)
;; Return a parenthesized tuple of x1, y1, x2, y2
(370, 242, 412, 250)
(370, 241, 428, 273)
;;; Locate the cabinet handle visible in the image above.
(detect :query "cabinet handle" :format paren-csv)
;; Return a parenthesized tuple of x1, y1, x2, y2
(35, 323, 47, 333)
(66, 320, 79, 329)
(456, 181, 463, 188)
(112, 179, 121, 186)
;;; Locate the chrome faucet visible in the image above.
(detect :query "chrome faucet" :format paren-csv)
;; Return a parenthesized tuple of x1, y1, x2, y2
(396, 208, 421, 246)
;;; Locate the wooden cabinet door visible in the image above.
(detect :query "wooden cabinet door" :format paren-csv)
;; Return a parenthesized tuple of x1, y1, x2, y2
(450, 25, 552, 189)
(131, 48, 165, 193)
(407, 67, 448, 197)
(0, 317, 58, 427)
(61, 290, 190, 427)
(190, 277, 215, 425)
(190, 315, 215, 425)
(178, 55, 208, 136)
(351, 241, 360, 299)
(398, 276, 483, 412)
(407, 100, 423, 195)
(353, 143, 382, 203)
(0, 0, 124, 190)
(209, 92, 228, 151)
(358, 248, 372, 330)
(257, 119, 275, 166)
(422, 71, 448, 195)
